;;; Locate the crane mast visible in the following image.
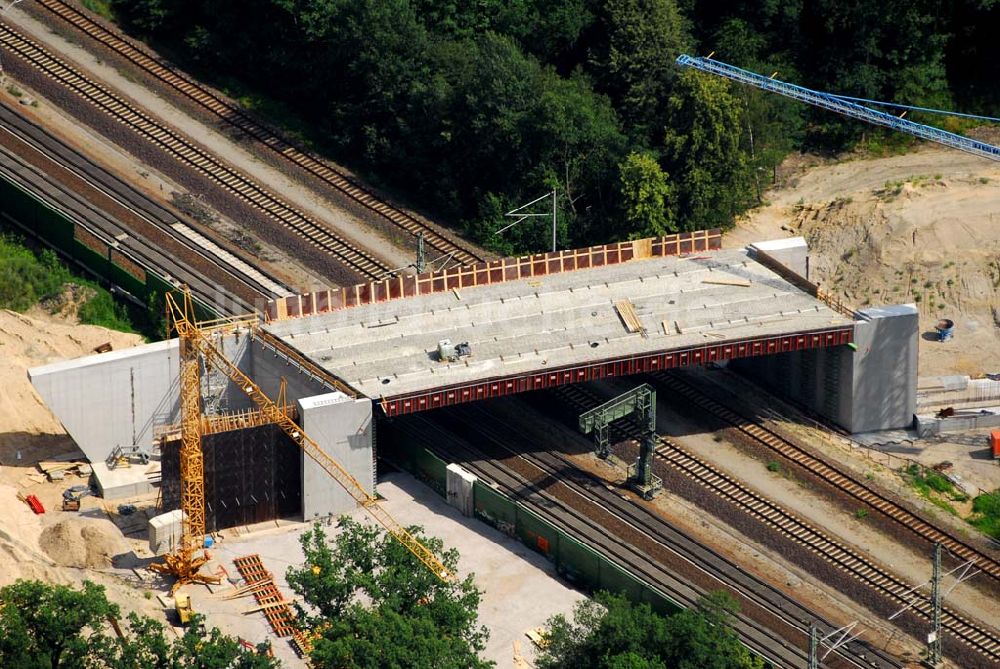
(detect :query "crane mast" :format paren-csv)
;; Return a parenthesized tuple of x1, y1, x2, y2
(675, 54, 1000, 163)
(152, 289, 454, 590)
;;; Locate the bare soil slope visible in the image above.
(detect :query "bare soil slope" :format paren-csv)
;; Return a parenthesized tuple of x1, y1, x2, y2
(0, 308, 141, 585)
(729, 147, 1000, 376)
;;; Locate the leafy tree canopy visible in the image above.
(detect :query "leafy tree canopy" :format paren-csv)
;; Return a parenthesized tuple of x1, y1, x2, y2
(0, 580, 277, 669)
(536, 591, 763, 669)
(108, 0, 1000, 251)
(286, 519, 492, 669)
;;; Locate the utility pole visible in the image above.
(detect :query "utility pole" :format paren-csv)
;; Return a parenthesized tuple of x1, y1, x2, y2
(808, 624, 819, 669)
(887, 542, 976, 668)
(415, 232, 426, 274)
(551, 187, 557, 253)
(497, 189, 558, 253)
(926, 542, 942, 668)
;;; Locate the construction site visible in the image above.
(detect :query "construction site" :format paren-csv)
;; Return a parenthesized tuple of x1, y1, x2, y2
(20, 228, 968, 668)
(2, 3, 1000, 668)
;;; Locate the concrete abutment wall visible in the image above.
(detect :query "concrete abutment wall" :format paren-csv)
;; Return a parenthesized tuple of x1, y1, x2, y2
(734, 304, 918, 433)
(29, 331, 373, 522)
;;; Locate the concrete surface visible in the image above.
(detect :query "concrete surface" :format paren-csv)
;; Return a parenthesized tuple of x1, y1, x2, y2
(29, 330, 372, 523)
(263, 247, 853, 400)
(298, 393, 374, 519)
(29, 338, 181, 464)
(736, 304, 919, 433)
(748, 236, 809, 278)
(849, 304, 919, 432)
(92, 460, 158, 500)
(195, 472, 586, 669)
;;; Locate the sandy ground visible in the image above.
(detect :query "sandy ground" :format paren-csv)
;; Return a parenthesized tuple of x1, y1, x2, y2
(728, 146, 1000, 377)
(4, 5, 414, 283)
(0, 306, 141, 580)
(0, 307, 170, 630)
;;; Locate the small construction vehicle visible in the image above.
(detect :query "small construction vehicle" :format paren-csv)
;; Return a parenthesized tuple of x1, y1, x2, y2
(175, 591, 194, 625)
(62, 485, 93, 512)
(437, 339, 472, 362)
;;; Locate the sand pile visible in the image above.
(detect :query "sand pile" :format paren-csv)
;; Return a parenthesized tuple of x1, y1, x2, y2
(40, 518, 129, 569)
(729, 145, 1000, 376)
(0, 308, 142, 436)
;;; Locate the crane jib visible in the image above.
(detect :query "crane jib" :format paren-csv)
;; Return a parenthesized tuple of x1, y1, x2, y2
(675, 55, 1000, 162)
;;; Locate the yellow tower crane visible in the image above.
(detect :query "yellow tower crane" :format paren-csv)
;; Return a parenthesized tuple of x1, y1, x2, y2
(151, 289, 454, 590)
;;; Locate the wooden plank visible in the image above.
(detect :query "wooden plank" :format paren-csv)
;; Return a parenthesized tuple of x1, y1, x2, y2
(701, 277, 752, 287)
(243, 600, 292, 614)
(613, 299, 645, 335)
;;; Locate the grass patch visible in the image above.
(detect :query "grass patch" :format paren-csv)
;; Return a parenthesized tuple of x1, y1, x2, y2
(969, 491, 1000, 540)
(854, 509, 868, 520)
(0, 234, 72, 310)
(0, 232, 154, 337)
(902, 464, 971, 519)
(766, 461, 781, 473)
(80, 0, 114, 19)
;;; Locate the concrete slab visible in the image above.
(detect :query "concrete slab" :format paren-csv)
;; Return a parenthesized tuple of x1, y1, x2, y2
(198, 472, 585, 669)
(91, 461, 158, 500)
(264, 248, 852, 402)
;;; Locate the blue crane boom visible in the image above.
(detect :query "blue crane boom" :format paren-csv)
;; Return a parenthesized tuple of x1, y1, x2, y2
(675, 54, 1000, 162)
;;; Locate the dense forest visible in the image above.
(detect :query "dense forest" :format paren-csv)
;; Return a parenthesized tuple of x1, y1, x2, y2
(110, 0, 1000, 253)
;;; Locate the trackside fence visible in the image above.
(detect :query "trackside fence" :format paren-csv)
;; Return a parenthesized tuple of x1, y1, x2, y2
(384, 440, 679, 615)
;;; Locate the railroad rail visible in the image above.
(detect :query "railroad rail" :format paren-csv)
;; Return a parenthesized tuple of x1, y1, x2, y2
(551, 382, 1000, 665)
(0, 101, 277, 315)
(400, 403, 903, 669)
(34, 0, 485, 268)
(652, 371, 1000, 585)
(0, 21, 392, 281)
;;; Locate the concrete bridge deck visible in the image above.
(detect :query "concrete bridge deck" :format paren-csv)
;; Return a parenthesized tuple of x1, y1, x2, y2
(263, 246, 855, 416)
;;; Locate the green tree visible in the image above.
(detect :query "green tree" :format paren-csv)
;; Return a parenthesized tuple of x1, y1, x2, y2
(0, 580, 278, 669)
(0, 579, 114, 669)
(662, 70, 753, 231)
(589, 0, 690, 142)
(618, 151, 675, 238)
(536, 591, 761, 669)
(286, 519, 492, 669)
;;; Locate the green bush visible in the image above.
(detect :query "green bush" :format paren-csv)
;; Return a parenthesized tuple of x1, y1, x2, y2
(970, 491, 1000, 540)
(77, 290, 134, 332)
(924, 471, 954, 494)
(0, 232, 137, 334)
(0, 236, 71, 311)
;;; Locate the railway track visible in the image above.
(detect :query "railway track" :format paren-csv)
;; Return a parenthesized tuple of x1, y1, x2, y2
(0, 102, 279, 315)
(0, 21, 392, 281)
(550, 382, 1000, 666)
(34, 0, 485, 268)
(652, 371, 1000, 585)
(399, 404, 902, 669)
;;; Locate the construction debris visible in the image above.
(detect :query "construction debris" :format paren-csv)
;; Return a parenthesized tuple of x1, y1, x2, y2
(17, 492, 44, 514)
(526, 627, 549, 649)
(232, 555, 301, 638)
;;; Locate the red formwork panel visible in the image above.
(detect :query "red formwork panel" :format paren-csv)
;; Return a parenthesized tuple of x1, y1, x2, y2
(264, 229, 722, 320)
(378, 326, 854, 416)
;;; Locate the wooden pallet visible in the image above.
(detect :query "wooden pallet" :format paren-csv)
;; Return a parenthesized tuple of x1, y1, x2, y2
(232, 555, 299, 639)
